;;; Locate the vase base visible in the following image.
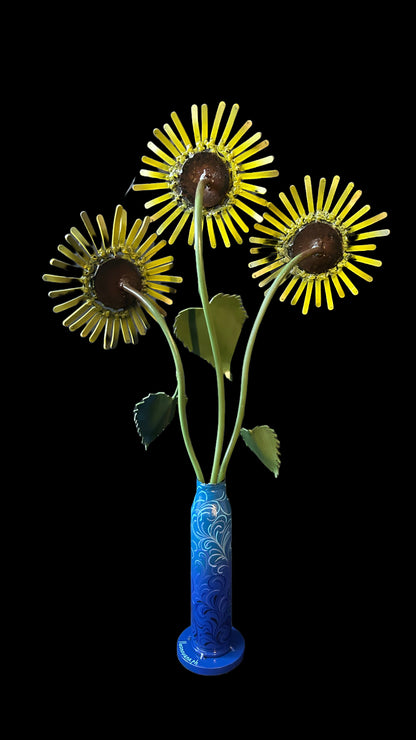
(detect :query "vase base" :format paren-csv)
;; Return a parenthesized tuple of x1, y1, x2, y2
(177, 627, 245, 676)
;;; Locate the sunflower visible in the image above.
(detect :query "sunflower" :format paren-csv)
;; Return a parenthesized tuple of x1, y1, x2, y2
(133, 101, 279, 248)
(249, 175, 390, 313)
(43, 205, 183, 348)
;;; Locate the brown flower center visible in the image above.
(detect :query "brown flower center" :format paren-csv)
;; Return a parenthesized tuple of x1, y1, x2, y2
(179, 151, 231, 209)
(93, 257, 142, 310)
(289, 222, 344, 274)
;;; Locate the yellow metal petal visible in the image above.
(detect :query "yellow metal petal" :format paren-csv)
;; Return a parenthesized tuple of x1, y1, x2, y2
(141, 239, 167, 262)
(331, 181, 355, 217)
(239, 189, 267, 207)
(156, 206, 183, 235)
(349, 212, 388, 233)
(279, 191, 298, 221)
(342, 204, 370, 228)
(291, 279, 307, 305)
(227, 119, 253, 149)
(80, 211, 99, 252)
(139, 168, 169, 181)
(210, 101, 226, 144)
(344, 261, 373, 282)
(214, 213, 231, 247)
(241, 169, 279, 179)
(354, 228, 390, 241)
(222, 210, 243, 244)
(337, 189, 362, 222)
(191, 103, 201, 146)
(142, 155, 171, 172)
(240, 181, 267, 195)
(323, 175, 340, 212)
(351, 255, 382, 267)
(234, 198, 263, 223)
(69, 226, 93, 254)
(304, 175, 314, 213)
(268, 202, 293, 227)
(150, 199, 177, 223)
(103, 316, 114, 350)
(315, 278, 322, 307)
(338, 269, 359, 295)
(110, 317, 121, 347)
(120, 315, 133, 344)
(187, 217, 195, 245)
(331, 273, 345, 298)
(52, 294, 84, 313)
(43, 273, 75, 284)
(146, 287, 173, 305)
(259, 268, 281, 288)
(153, 127, 181, 158)
(224, 210, 246, 237)
(302, 280, 313, 314)
(234, 135, 264, 161)
(136, 232, 158, 258)
(316, 178, 326, 211)
(62, 303, 94, 330)
(201, 103, 208, 142)
(240, 155, 274, 172)
(324, 277, 334, 310)
(147, 140, 176, 166)
(89, 315, 106, 344)
(47, 286, 81, 298)
(171, 110, 192, 149)
(142, 193, 172, 209)
(126, 217, 144, 246)
(346, 243, 377, 252)
(146, 255, 174, 272)
(168, 211, 191, 244)
(290, 184, 306, 216)
(252, 223, 279, 238)
(219, 103, 239, 146)
(130, 306, 148, 336)
(263, 212, 289, 233)
(206, 214, 216, 248)
(133, 181, 170, 192)
(57, 244, 87, 268)
(156, 273, 183, 284)
(111, 205, 127, 247)
(280, 276, 299, 302)
(249, 258, 277, 279)
(129, 217, 151, 249)
(163, 123, 187, 154)
(80, 312, 102, 338)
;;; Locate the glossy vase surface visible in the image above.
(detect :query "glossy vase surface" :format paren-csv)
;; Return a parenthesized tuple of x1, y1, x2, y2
(177, 480, 245, 675)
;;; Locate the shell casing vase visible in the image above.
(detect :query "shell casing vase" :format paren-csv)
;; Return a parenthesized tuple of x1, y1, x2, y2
(177, 480, 245, 675)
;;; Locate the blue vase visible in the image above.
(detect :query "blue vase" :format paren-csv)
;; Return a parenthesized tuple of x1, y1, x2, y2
(177, 480, 245, 675)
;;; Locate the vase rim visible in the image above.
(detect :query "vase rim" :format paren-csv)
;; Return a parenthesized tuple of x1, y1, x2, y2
(196, 479, 226, 487)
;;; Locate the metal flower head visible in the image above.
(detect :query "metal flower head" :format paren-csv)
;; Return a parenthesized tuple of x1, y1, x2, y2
(43, 205, 182, 348)
(249, 175, 390, 313)
(133, 101, 279, 248)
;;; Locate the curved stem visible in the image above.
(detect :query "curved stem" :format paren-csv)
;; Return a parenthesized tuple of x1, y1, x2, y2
(218, 248, 320, 482)
(194, 176, 226, 484)
(122, 283, 205, 483)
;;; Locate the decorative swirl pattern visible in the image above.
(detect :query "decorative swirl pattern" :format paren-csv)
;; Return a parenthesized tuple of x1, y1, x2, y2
(191, 481, 232, 657)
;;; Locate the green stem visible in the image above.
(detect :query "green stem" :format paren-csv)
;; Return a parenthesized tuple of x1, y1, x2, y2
(194, 177, 226, 484)
(122, 283, 205, 483)
(218, 248, 320, 482)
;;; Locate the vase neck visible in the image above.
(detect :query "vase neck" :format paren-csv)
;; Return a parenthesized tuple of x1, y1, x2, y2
(196, 479, 227, 500)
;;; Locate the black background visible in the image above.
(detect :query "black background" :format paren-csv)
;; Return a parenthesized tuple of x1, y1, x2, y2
(19, 5, 410, 730)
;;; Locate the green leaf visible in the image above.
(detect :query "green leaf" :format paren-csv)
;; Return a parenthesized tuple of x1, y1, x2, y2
(240, 425, 281, 477)
(133, 392, 178, 449)
(173, 293, 248, 380)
